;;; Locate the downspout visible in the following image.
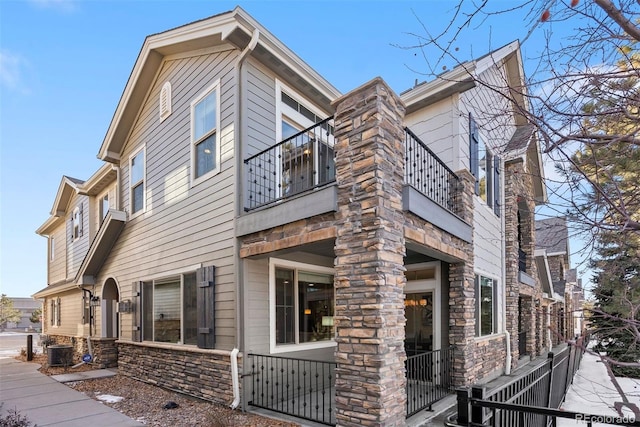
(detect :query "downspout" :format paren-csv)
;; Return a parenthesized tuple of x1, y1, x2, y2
(547, 302, 553, 352)
(230, 348, 241, 409)
(232, 27, 259, 411)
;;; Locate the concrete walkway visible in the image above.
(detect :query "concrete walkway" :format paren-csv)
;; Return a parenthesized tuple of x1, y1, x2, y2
(0, 358, 143, 426)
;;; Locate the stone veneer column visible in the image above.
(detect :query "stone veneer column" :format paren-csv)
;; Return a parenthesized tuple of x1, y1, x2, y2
(448, 169, 477, 386)
(332, 78, 407, 427)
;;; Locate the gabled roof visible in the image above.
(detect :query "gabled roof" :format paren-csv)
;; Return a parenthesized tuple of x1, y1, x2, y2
(36, 176, 83, 235)
(97, 6, 341, 163)
(535, 217, 569, 255)
(400, 41, 523, 114)
(504, 124, 547, 204)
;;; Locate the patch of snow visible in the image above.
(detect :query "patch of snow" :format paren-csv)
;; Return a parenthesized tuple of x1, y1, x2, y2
(96, 393, 124, 404)
(559, 351, 640, 426)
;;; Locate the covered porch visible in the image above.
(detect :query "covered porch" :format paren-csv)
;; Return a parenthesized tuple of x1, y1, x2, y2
(239, 78, 475, 426)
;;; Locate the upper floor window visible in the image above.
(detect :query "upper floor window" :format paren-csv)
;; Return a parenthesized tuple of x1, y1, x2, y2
(191, 81, 220, 182)
(130, 148, 145, 215)
(470, 114, 501, 217)
(72, 206, 82, 240)
(159, 81, 172, 122)
(476, 275, 496, 336)
(99, 194, 109, 222)
(50, 237, 55, 261)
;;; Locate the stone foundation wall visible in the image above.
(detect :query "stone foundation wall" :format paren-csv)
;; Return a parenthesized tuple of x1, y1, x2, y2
(474, 335, 507, 382)
(118, 342, 239, 405)
(40, 335, 118, 368)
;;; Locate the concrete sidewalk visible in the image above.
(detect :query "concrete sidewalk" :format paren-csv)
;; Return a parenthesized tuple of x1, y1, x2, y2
(0, 358, 143, 426)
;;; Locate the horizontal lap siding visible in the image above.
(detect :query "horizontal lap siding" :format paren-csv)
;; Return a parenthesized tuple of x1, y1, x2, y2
(48, 289, 85, 337)
(66, 195, 90, 280)
(245, 60, 276, 158)
(99, 48, 239, 349)
(461, 65, 513, 281)
(49, 223, 67, 284)
(245, 258, 270, 354)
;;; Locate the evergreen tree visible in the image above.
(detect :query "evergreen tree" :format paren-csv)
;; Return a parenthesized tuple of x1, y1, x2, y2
(590, 233, 640, 377)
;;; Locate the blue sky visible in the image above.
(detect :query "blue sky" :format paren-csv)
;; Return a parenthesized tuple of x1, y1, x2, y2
(0, 0, 574, 297)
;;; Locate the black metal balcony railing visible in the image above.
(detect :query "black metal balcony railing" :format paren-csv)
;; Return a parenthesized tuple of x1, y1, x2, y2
(244, 117, 335, 211)
(404, 127, 461, 216)
(405, 346, 455, 417)
(248, 353, 336, 426)
(518, 248, 527, 272)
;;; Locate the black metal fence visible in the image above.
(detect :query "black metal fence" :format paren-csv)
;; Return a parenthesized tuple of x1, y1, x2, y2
(244, 117, 335, 211)
(451, 336, 593, 427)
(404, 127, 461, 216)
(406, 346, 455, 417)
(247, 353, 336, 426)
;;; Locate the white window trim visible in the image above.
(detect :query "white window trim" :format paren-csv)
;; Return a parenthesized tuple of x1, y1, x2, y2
(405, 261, 441, 351)
(190, 80, 221, 186)
(269, 257, 336, 354)
(275, 80, 331, 198)
(129, 146, 146, 218)
(475, 272, 500, 337)
(72, 206, 81, 240)
(142, 268, 199, 346)
(50, 237, 55, 261)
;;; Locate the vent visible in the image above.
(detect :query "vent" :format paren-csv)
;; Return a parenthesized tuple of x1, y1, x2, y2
(159, 81, 172, 122)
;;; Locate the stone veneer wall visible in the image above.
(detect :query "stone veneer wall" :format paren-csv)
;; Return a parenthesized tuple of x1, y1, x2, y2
(474, 335, 507, 382)
(332, 78, 408, 426)
(118, 342, 238, 405)
(42, 335, 119, 368)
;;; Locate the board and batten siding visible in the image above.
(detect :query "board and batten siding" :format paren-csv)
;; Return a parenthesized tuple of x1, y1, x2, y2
(99, 48, 239, 350)
(48, 222, 67, 284)
(66, 195, 90, 281)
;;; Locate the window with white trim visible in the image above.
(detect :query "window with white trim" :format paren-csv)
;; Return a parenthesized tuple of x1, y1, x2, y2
(277, 82, 335, 197)
(130, 148, 145, 215)
(50, 237, 55, 261)
(470, 114, 501, 216)
(476, 275, 496, 336)
(191, 81, 220, 181)
(99, 194, 109, 222)
(270, 259, 335, 351)
(159, 81, 172, 122)
(142, 273, 198, 345)
(50, 297, 61, 327)
(72, 206, 81, 240)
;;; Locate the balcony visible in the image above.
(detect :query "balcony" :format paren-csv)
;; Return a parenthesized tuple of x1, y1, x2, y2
(241, 118, 470, 241)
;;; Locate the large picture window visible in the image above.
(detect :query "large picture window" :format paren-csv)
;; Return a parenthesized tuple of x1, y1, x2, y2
(142, 273, 197, 345)
(191, 81, 220, 182)
(130, 148, 145, 215)
(271, 259, 335, 352)
(476, 275, 496, 336)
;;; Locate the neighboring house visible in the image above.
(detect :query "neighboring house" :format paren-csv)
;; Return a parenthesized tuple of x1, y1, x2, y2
(35, 7, 553, 425)
(3, 297, 42, 331)
(535, 216, 583, 347)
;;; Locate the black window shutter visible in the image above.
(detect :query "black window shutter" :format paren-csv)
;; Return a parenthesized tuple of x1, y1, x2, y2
(197, 265, 216, 349)
(469, 114, 479, 195)
(494, 156, 501, 217)
(132, 281, 142, 342)
(50, 299, 55, 326)
(69, 216, 73, 240)
(82, 293, 86, 324)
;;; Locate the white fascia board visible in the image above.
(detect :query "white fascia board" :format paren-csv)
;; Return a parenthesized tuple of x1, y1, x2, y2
(401, 63, 475, 107)
(475, 40, 520, 75)
(35, 215, 62, 236)
(49, 176, 80, 216)
(78, 164, 116, 196)
(231, 7, 341, 102)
